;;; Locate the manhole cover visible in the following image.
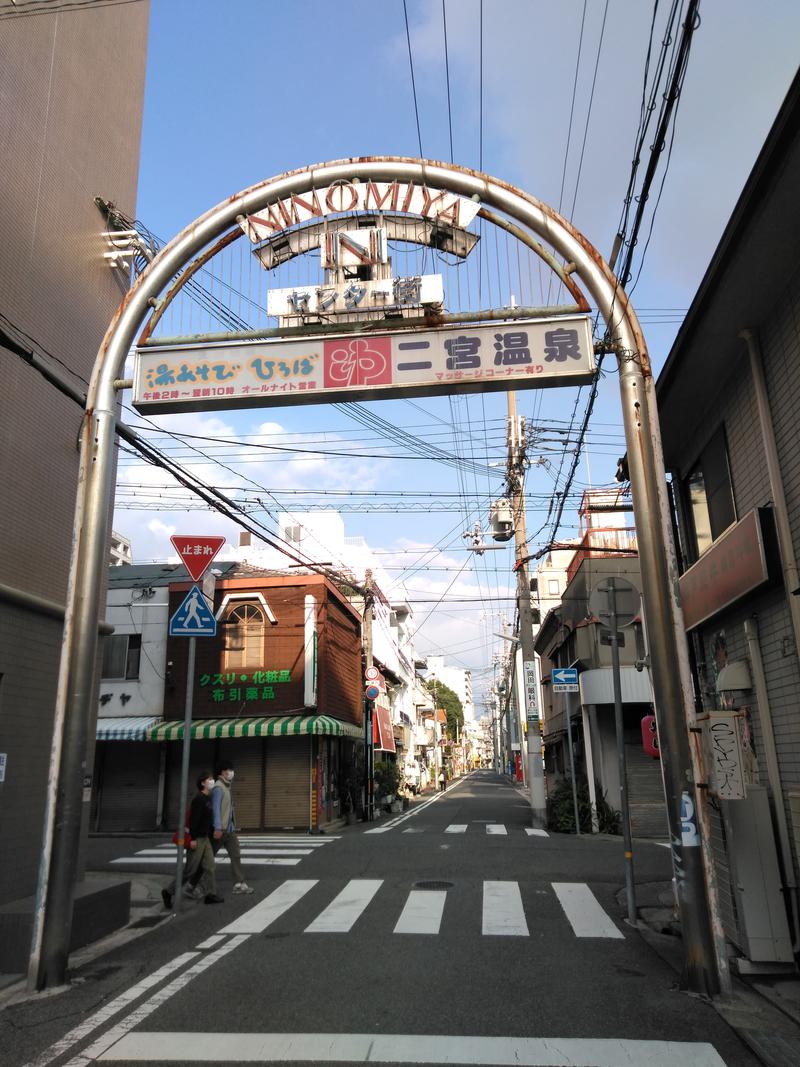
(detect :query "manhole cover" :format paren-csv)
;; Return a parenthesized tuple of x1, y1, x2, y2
(414, 880, 453, 890)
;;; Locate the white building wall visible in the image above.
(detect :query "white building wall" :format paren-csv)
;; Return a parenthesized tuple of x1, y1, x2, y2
(99, 587, 168, 719)
(425, 656, 474, 720)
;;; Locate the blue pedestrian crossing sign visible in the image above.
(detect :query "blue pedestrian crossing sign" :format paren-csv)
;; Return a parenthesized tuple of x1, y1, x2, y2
(169, 585, 217, 637)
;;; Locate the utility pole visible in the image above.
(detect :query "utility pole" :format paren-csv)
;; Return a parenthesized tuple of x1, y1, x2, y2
(507, 392, 547, 828)
(362, 570, 375, 822)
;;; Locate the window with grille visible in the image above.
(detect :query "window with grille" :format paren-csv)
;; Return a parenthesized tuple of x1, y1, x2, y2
(223, 603, 265, 668)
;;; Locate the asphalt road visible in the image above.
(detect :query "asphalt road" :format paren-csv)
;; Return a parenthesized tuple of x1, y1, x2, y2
(1, 771, 760, 1067)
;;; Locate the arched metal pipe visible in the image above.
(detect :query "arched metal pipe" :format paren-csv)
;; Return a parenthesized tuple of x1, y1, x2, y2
(30, 156, 725, 995)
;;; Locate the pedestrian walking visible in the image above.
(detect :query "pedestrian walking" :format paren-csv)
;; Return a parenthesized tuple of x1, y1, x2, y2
(162, 772, 224, 908)
(212, 760, 254, 895)
(438, 768, 446, 792)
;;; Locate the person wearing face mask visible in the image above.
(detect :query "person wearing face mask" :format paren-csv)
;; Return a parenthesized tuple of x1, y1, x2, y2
(211, 760, 254, 894)
(162, 772, 224, 908)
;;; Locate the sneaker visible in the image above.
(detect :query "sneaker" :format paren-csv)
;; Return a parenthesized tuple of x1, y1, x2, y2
(232, 882, 255, 895)
(161, 888, 173, 910)
(204, 893, 224, 904)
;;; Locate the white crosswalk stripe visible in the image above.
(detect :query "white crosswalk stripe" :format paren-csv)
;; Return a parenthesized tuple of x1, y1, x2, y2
(109, 836, 338, 871)
(101, 1031, 729, 1065)
(201, 879, 624, 941)
(393, 890, 446, 934)
(221, 880, 317, 935)
(376, 823, 550, 837)
(552, 882, 624, 938)
(482, 881, 529, 936)
(305, 879, 382, 933)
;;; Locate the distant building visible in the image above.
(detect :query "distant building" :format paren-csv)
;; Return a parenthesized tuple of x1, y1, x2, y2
(425, 656, 474, 722)
(109, 531, 133, 567)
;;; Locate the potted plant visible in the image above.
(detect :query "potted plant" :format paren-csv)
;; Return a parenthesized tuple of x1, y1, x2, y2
(374, 760, 401, 812)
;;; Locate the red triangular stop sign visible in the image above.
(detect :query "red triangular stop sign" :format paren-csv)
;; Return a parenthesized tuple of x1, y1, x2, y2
(170, 535, 226, 582)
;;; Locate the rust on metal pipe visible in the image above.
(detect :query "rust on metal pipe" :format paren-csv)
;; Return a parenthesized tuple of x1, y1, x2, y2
(138, 227, 245, 344)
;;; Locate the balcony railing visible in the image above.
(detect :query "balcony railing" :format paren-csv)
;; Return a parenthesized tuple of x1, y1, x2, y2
(565, 527, 638, 586)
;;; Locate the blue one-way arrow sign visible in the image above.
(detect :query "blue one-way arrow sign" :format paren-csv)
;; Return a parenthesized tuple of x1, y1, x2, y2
(552, 667, 579, 692)
(169, 585, 217, 637)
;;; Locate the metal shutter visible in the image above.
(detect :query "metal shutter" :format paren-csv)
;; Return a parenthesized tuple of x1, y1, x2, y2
(217, 740, 264, 830)
(265, 736, 311, 830)
(96, 742, 161, 831)
(163, 739, 216, 832)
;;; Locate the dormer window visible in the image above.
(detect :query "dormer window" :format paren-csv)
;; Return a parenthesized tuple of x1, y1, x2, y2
(223, 603, 265, 669)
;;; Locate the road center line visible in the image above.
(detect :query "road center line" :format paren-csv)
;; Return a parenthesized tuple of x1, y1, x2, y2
(365, 774, 472, 833)
(61, 938, 248, 1067)
(21, 953, 200, 1067)
(98, 1031, 728, 1066)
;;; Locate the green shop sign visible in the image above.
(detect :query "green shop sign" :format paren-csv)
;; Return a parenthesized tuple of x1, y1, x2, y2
(199, 669, 292, 703)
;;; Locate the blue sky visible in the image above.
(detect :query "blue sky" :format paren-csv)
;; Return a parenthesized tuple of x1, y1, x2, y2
(119, 0, 800, 708)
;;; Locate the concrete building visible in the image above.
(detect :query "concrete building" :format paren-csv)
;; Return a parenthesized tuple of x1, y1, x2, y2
(656, 69, 800, 970)
(532, 490, 667, 836)
(0, 2, 149, 969)
(109, 531, 133, 567)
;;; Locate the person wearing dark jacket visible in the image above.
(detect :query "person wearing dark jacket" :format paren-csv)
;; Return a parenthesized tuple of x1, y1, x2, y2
(162, 773, 224, 908)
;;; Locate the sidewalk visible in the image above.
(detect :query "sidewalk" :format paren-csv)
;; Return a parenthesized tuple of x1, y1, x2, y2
(628, 881, 800, 1067)
(0, 871, 170, 1010)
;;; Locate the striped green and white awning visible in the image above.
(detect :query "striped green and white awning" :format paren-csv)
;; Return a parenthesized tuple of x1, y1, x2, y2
(97, 716, 161, 741)
(148, 714, 363, 742)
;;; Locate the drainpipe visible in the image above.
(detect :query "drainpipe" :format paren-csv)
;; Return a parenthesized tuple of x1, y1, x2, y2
(743, 617, 800, 951)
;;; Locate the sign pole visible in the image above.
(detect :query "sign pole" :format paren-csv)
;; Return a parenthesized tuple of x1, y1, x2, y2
(606, 579, 638, 925)
(564, 688, 582, 836)
(173, 636, 196, 914)
(362, 571, 375, 822)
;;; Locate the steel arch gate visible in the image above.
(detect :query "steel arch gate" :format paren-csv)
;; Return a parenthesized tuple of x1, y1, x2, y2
(31, 157, 724, 995)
